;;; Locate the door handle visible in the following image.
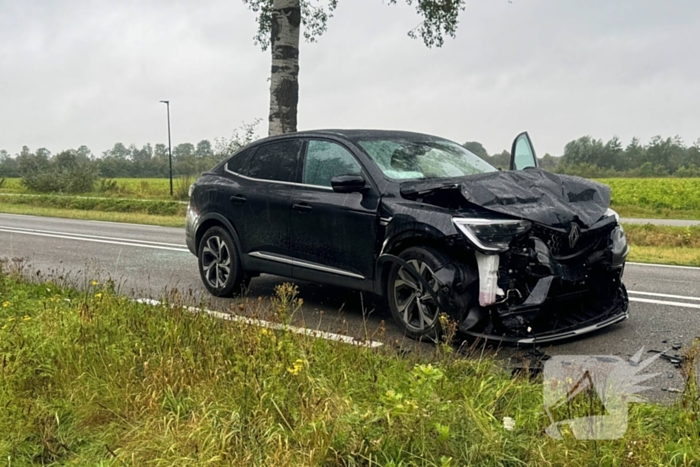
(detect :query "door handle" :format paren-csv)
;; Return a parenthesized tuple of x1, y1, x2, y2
(292, 203, 312, 213)
(230, 195, 247, 204)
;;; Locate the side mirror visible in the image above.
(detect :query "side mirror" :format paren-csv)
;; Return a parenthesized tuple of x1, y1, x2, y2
(331, 174, 366, 193)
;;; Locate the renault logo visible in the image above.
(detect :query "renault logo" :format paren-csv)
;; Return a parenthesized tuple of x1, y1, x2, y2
(569, 223, 581, 249)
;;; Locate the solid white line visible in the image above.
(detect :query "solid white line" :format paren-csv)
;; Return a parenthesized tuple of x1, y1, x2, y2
(0, 225, 184, 247)
(628, 290, 700, 302)
(135, 299, 383, 348)
(629, 297, 700, 310)
(627, 262, 700, 271)
(0, 212, 176, 229)
(0, 228, 190, 252)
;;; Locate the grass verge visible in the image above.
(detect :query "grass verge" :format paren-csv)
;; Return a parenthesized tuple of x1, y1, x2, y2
(627, 246, 700, 267)
(0, 203, 184, 227)
(0, 266, 699, 465)
(0, 193, 186, 216)
(0, 177, 174, 200)
(614, 204, 700, 221)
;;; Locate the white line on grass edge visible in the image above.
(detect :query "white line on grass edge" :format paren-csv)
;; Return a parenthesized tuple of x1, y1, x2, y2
(135, 298, 384, 349)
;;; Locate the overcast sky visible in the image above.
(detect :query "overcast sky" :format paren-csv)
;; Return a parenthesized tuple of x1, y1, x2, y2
(2, 0, 699, 158)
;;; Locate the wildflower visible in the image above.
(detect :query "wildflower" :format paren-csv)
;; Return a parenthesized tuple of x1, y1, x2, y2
(503, 416, 515, 431)
(95, 293, 103, 299)
(91, 280, 98, 286)
(261, 328, 269, 336)
(22, 316, 31, 322)
(2, 301, 9, 308)
(287, 359, 304, 375)
(7, 317, 14, 322)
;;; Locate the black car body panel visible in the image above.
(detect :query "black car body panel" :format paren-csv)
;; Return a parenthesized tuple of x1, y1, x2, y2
(400, 168, 612, 228)
(187, 129, 629, 344)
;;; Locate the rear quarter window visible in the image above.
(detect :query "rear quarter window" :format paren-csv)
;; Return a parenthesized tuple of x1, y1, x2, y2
(225, 149, 253, 176)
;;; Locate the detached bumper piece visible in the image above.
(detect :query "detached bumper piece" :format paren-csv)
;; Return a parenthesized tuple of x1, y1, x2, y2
(460, 222, 629, 344)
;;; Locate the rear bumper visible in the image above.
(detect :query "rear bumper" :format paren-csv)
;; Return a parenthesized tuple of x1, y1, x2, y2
(185, 204, 197, 255)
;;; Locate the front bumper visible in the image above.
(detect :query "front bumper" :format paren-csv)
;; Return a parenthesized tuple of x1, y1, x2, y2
(456, 222, 629, 344)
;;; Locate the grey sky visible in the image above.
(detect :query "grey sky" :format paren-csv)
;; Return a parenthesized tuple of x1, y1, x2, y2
(1, 0, 699, 158)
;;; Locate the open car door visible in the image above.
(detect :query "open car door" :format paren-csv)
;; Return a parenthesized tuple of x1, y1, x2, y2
(510, 132, 538, 170)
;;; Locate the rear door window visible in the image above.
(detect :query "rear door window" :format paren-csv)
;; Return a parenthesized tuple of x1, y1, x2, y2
(247, 140, 303, 183)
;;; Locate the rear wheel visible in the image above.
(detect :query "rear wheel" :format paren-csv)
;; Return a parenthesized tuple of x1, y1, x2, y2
(387, 246, 447, 341)
(198, 226, 249, 297)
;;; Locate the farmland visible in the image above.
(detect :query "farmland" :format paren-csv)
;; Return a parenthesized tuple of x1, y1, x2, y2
(2, 176, 700, 225)
(2, 177, 700, 211)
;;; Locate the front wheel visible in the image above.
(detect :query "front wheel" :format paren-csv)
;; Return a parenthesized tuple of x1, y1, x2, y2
(387, 246, 448, 341)
(198, 226, 249, 297)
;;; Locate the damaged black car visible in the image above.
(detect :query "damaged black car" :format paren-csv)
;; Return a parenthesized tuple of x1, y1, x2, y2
(186, 130, 629, 344)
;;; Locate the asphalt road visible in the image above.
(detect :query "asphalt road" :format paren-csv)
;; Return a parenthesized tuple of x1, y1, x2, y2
(1, 212, 698, 403)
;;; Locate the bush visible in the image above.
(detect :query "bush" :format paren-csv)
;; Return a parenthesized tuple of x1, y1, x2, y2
(20, 150, 98, 194)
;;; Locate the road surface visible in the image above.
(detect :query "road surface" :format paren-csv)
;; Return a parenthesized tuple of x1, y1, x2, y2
(1, 213, 698, 403)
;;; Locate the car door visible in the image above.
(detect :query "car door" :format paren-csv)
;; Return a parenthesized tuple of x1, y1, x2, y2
(223, 139, 303, 277)
(290, 139, 380, 286)
(510, 132, 538, 170)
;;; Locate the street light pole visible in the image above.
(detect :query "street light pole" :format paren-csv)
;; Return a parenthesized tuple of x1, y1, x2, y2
(160, 100, 173, 197)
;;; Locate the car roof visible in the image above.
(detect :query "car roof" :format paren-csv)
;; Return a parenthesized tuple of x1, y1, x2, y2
(254, 129, 450, 144)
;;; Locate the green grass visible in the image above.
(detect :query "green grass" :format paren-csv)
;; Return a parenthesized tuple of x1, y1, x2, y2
(628, 245, 700, 267)
(598, 178, 700, 214)
(0, 193, 186, 216)
(0, 203, 185, 227)
(0, 177, 176, 200)
(0, 269, 698, 466)
(614, 204, 700, 220)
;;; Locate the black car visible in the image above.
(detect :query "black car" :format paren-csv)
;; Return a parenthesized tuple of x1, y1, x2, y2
(186, 130, 629, 344)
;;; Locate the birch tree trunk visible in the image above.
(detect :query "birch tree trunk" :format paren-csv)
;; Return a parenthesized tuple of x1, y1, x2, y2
(268, 0, 300, 136)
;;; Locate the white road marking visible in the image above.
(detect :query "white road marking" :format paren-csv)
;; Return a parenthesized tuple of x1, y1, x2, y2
(0, 228, 189, 252)
(3, 216, 700, 311)
(629, 297, 700, 310)
(135, 299, 384, 348)
(0, 225, 184, 247)
(628, 290, 700, 302)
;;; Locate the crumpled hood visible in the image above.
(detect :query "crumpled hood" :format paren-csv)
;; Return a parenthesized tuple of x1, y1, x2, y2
(400, 168, 611, 228)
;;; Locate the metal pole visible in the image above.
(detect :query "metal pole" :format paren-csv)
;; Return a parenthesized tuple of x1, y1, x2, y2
(160, 100, 173, 197)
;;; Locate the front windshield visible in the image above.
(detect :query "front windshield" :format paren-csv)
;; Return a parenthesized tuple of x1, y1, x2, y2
(356, 138, 497, 180)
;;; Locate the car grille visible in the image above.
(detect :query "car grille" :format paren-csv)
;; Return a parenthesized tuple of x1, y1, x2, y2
(531, 224, 612, 257)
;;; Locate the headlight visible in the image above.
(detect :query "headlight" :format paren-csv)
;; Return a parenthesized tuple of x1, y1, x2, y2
(605, 208, 620, 223)
(453, 218, 532, 252)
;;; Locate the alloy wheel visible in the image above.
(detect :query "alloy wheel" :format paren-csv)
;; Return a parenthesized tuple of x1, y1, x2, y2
(393, 259, 440, 332)
(201, 235, 231, 289)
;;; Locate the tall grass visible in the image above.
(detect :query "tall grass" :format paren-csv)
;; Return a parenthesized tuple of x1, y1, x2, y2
(0, 263, 698, 465)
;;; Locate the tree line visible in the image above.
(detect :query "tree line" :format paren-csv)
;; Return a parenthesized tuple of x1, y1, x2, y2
(2, 132, 699, 190)
(0, 122, 261, 192)
(466, 135, 700, 178)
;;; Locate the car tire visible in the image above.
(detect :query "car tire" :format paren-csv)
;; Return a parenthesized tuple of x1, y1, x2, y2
(387, 246, 448, 341)
(198, 226, 249, 297)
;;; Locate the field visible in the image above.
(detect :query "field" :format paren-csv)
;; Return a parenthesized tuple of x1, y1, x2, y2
(0, 177, 183, 200)
(2, 177, 700, 216)
(0, 267, 698, 465)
